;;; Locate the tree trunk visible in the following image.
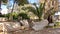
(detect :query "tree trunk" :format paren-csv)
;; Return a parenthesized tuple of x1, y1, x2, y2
(11, 1, 15, 12)
(9, 0, 15, 21)
(47, 15, 53, 24)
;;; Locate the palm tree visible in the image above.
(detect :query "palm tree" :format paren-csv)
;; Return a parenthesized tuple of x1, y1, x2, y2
(32, 3, 45, 20)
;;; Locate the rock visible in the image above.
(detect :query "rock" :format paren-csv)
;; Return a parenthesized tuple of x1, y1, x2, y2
(49, 23, 55, 26)
(4, 22, 21, 32)
(0, 32, 4, 34)
(0, 23, 3, 31)
(20, 20, 29, 28)
(32, 19, 48, 31)
(0, 17, 7, 21)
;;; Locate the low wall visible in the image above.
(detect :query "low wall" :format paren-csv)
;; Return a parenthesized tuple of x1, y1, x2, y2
(0, 17, 8, 22)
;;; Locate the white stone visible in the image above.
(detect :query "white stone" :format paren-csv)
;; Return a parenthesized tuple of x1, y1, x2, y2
(4, 22, 21, 32)
(49, 23, 55, 26)
(0, 17, 7, 21)
(32, 19, 48, 31)
(20, 20, 29, 28)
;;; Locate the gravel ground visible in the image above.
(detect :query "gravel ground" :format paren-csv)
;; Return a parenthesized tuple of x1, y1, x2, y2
(9, 28, 60, 34)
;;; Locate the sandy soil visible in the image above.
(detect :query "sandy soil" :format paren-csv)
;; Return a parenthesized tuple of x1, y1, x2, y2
(8, 28, 60, 34)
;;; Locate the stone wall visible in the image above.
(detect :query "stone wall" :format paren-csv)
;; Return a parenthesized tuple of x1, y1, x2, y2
(0, 17, 7, 22)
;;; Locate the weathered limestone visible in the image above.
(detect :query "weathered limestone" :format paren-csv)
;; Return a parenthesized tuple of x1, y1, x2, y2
(0, 32, 4, 34)
(0, 20, 30, 34)
(0, 17, 7, 21)
(20, 20, 29, 29)
(32, 19, 48, 31)
(4, 22, 21, 32)
(49, 23, 55, 26)
(0, 23, 4, 34)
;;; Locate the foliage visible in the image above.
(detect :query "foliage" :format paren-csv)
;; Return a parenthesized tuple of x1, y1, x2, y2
(8, 0, 29, 20)
(2, 0, 7, 3)
(53, 22, 60, 28)
(32, 3, 45, 20)
(55, 22, 60, 26)
(0, 15, 5, 17)
(18, 4, 39, 19)
(18, 13, 30, 19)
(3, 12, 18, 20)
(5, 13, 11, 19)
(1, 0, 8, 5)
(5, 12, 30, 20)
(15, 0, 29, 5)
(45, 7, 57, 23)
(11, 12, 18, 20)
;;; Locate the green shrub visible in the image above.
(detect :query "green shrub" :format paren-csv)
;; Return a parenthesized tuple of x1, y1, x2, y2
(53, 22, 60, 28)
(55, 22, 60, 26)
(5, 13, 11, 18)
(18, 13, 30, 19)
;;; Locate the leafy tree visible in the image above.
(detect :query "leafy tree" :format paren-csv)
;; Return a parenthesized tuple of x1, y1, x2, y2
(18, 13, 30, 20)
(46, 7, 56, 23)
(9, 0, 29, 20)
(15, 0, 29, 5)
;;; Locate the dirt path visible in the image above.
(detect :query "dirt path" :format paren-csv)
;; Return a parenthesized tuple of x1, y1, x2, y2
(11, 28, 60, 34)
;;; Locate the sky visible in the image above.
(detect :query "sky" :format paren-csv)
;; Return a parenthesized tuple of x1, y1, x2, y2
(1, 0, 60, 10)
(28, 0, 39, 3)
(1, 0, 38, 9)
(1, 0, 14, 14)
(1, 0, 38, 14)
(1, 0, 13, 9)
(1, 0, 60, 15)
(1, 5, 7, 9)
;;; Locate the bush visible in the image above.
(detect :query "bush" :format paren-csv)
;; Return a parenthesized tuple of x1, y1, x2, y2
(55, 22, 60, 26)
(2, 12, 30, 20)
(18, 13, 30, 20)
(5, 13, 11, 18)
(53, 22, 60, 28)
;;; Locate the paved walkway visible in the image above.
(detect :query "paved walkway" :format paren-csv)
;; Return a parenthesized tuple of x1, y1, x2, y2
(12, 28, 60, 34)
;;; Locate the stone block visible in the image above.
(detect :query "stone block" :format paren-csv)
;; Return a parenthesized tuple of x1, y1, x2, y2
(20, 20, 29, 28)
(4, 22, 21, 32)
(32, 19, 48, 31)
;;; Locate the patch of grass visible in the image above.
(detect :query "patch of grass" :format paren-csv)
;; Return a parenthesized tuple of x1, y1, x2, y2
(46, 26, 53, 28)
(54, 22, 60, 28)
